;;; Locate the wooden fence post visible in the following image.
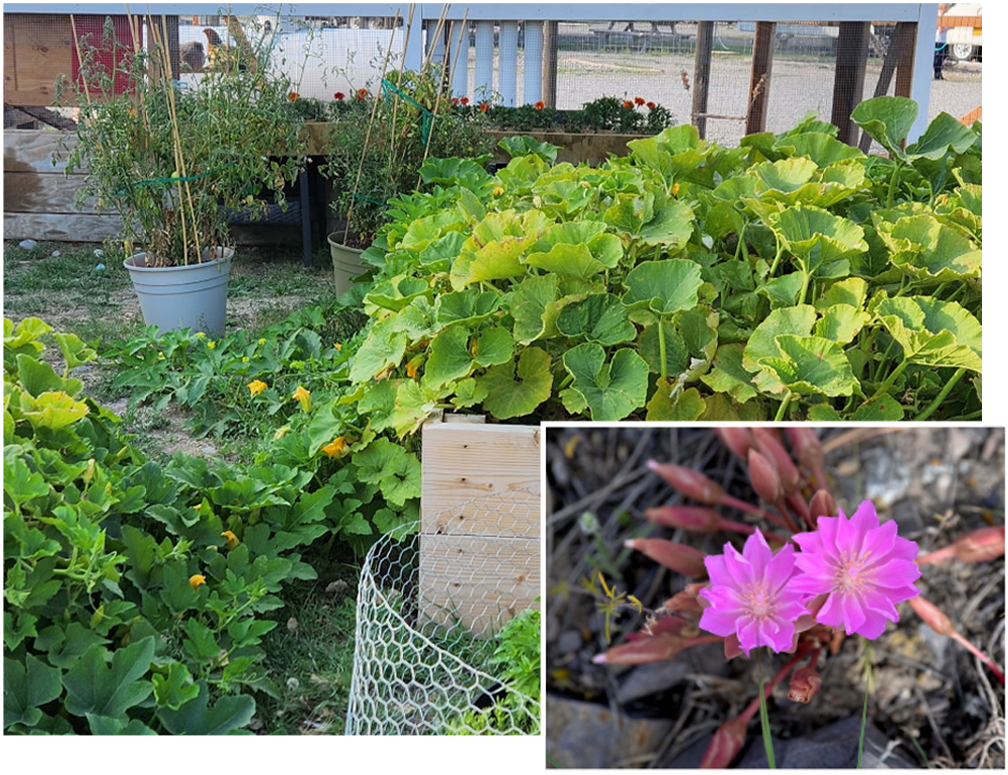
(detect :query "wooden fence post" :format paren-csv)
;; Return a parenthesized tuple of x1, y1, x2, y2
(692, 21, 714, 139)
(745, 21, 776, 135)
(831, 22, 870, 145)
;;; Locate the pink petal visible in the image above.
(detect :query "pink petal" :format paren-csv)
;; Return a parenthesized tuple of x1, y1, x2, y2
(788, 573, 834, 596)
(849, 500, 880, 549)
(816, 515, 842, 560)
(775, 599, 811, 620)
(835, 508, 859, 553)
(841, 593, 866, 634)
(723, 543, 755, 585)
(742, 528, 772, 577)
(885, 584, 922, 605)
(702, 586, 744, 609)
(859, 520, 897, 564)
(764, 618, 796, 653)
(791, 530, 824, 554)
(888, 535, 921, 562)
(793, 553, 836, 579)
(704, 555, 738, 591)
(700, 607, 743, 638)
(737, 618, 761, 655)
(869, 559, 921, 588)
(816, 592, 844, 627)
(856, 608, 889, 639)
(860, 588, 899, 620)
(763, 543, 795, 593)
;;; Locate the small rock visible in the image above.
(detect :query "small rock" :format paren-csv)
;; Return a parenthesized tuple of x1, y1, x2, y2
(547, 692, 674, 768)
(18, 239, 38, 250)
(95, 263, 106, 271)
(199, 446, 215, 455)
(287, 616, 299, 633)
(51, 250, 61, 257)
(93, 248, 105, 258)
(248, 717, 264, 732)
(286, 677, 299, 691)
(616, 641, 729, 705)
(325, 579, 350, 595)
(556, 630, 582, 654)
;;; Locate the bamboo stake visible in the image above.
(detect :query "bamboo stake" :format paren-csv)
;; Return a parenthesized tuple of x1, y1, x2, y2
(420, 3, 450, 77)
(387, 5, 417, 185)
(344, 9, 401, 244)
(68, 15, 94, 108)
(418, 8, 468, 188)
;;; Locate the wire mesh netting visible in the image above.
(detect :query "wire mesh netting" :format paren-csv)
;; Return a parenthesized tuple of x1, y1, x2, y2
(345, 485, 540, 736)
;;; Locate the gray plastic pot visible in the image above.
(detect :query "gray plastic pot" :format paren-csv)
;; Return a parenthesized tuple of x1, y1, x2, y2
(123, 247, 233, 337)
(328, 232, 370, 296)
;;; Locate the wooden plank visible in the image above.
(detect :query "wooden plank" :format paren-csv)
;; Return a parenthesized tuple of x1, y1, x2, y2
(3, 211, 122, 242)
(421, 422, 540, 538)
(5, 129, 77, 173)
(4, 14, 75, 107)
(418, 534, 540, 637)
(894, 21, 917, 100)
(3, 171, 96, 213)
(542, 20, 559, 108)
(691, 21, 714, 140)
(745, 22, 776, 136)
(830, 22, 870, 145)
(959, 105, 981, 125)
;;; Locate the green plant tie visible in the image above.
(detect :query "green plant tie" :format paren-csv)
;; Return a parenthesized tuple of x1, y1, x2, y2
(352, 193, 388, 208)
(114, 167, 222, 197)
(380, 77, 433, 145)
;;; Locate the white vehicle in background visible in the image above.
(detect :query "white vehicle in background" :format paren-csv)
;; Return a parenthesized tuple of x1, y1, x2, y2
(943, 3, 982, 62)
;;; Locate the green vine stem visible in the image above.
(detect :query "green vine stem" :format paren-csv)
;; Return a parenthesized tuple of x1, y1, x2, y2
(657, 319, 668, 381)
(774, 392, 793, 422)
(870, 358, 910, 401)
(915, 368, 966, 421)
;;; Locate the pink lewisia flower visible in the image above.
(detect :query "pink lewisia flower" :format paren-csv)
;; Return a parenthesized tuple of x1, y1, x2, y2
(791, 500, 921, 639)
(698, 529, 811, 657)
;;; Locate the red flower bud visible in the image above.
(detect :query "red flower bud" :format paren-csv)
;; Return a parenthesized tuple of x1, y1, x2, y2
(645, 505, 724, 534)
(809, 489, 838, 519)
(625, 538, 707, 578)
(917, 525, 1005, 566)
(908, 595, 954, 637)
(788, 664, 822, 703)
(753, 429, 801, 493)
(785, 428, 826, 481)
(593, 633, 687, 665)
(715, 427, 755, 460)
(700, 716, 748, 768)
(747, 449, 782, 504)
(662, 583, 707, 615)
(647, 460, 725, 504)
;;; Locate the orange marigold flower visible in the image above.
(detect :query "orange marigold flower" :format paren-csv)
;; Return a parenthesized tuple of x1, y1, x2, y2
(292, 385, 312, 412)
(356, 88, 369, 100)
(634, 96, 645, 105)
(334, 91, 345, 100)
(478, 101, 490, 112)
(289, 92, 299, 101)
(647, 101, 657, 109)
(622, 100, 634, 109)
(247, 379, 268, 397)
(460, 96, 469, 105)
(221, 530, 239, 549)
(321, 436, 348, 458)
(189, 574, 206, 591)
(452, 97, 460, 106)
(534, 100, 545, 110)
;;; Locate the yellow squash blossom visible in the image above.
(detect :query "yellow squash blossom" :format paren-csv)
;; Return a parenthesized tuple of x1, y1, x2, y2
(258, 338, 267, 346)
(292, 385, 312, 412)
(492, 186, 504, 196)
(189, 574, 206, 591)
(672, 183, 681, 197)
(221, 530, 239, 549)
(248, 379, 268, 397)
(207, 340, 216, 349)
(196, 332, 206, 339)
(321, 436, 347, 458)
(334, 342, 342, 351)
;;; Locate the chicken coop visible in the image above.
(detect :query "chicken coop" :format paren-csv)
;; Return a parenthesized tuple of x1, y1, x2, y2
(5, 3, 944, 245)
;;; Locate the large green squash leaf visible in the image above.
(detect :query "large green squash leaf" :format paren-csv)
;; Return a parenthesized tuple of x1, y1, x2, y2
(876, 214, 981, 282)
(851, 96, 918, 159)
(759, 335, 858, 397)
(524, 222, 623, 278)
(62, 637, 155, 721)
(476, 347, 553, 420)
(556, 294, 636, 346)
(4, 655, 62, 729)
(874, 296, 982, 372)
(561, 344, 649, 421)
(622, 259, 703, 316)
(157, 681, 255, 735)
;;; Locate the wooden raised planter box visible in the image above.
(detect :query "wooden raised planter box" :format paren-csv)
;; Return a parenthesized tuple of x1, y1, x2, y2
(419, 418, 540, 637)
(487, 128, 648, 166)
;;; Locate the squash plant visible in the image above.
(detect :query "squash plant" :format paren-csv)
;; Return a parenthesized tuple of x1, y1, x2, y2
(2, 317, 356, 734)
(334, 96, 980, 425)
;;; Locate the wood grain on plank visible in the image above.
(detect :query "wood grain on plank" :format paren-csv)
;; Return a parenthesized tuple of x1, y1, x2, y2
(4, 171, 96, 213)
(421, 422, 540, 537)
(5, 129, 77, 173)
(3, 211, 122, 241)
(4, 14, 75, 107)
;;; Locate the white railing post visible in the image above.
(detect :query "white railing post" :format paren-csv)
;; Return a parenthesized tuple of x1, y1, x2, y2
(523, 20, 544, 105)
(403, 13, 424, 72)
(427, 19, 446, 68)
(474, 20, 495, 103)
(498, 20, 518, 106)
(450, 19, 469, 97)
(908, 2, 938, 142)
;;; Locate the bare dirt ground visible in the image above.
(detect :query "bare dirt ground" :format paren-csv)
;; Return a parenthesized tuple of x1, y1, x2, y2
(545, 428, 1005, 768)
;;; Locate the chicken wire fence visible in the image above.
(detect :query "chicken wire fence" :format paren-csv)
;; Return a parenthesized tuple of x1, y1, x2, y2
(345, 485, 540, 735)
